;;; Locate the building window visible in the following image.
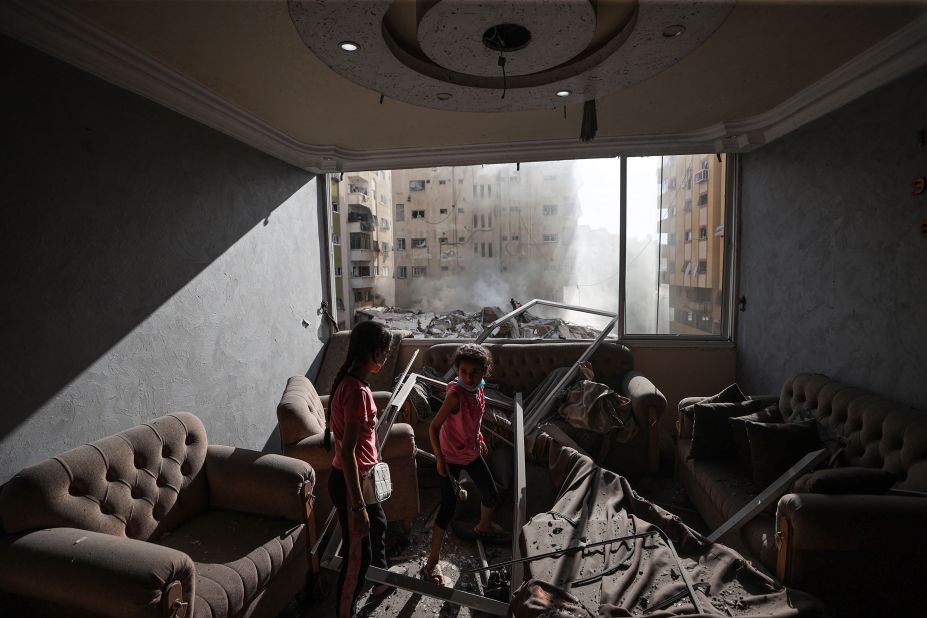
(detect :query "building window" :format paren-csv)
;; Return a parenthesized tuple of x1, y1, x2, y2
(501, 235, 508, 241)
(543, 205, 558, 216)
(395, 204, 404, 221)
(488, 242, 493, 257)
(698, 193, 708, 206)
(439, 237, 448, 244)
(332, 201, 339, 212)
(480, 242, 485, 257)
(697, 260, 707, 273)
(396, 238, 406, 250)
(511, 234, 520, 241)
(411, 238, 427, 248)
(383, 266, 389, 276)
(685, 230, 692, 242)
(543, 233, 558, 242)
(412, 209, 425, 219)
(349, 232, 371, 249)
(682, 260, 692, 275)
(354, 290, 371, 302)
(699, 226, 707, 240)
(458, 208, 465, 213)
(439, 180, 447, 185)
(441, 266, 449, 272)
(336, 298, 345, 310)
(684, 198, 692, 212)
(480, 184, 485, 198)
(458, 236, 465, 242)
(410, 180, 425, 191)
(396, 266, 407, 278)
(439, 208, 448, 214)
(412, 266, 426, 278)
(332, 232, 340, 245)
(334, 266, 343, 277)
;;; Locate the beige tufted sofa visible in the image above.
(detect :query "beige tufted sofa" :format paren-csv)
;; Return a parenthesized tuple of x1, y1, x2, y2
(421, 341, 666, 476)
(676, 373, 927, 616)
(0, 412, 315, 618)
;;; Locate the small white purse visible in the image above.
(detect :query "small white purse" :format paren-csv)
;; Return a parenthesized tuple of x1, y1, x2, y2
(361, 461, 392, 504)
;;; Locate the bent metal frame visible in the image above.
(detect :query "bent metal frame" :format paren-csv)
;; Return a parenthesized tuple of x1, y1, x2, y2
(314, 302, 699, 615)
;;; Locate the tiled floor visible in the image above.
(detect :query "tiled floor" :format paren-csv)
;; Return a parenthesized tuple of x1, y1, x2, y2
(283, 463, 706, 618)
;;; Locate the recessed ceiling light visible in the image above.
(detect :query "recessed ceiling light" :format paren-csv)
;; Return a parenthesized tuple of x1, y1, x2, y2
(339, 41, 359, 52)
(436, 92, 453, 101)
(662, 25, 685, 38)
(556, 90, 571, 97)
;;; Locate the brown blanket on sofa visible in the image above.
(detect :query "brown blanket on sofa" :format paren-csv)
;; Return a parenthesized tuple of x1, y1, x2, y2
(513, 435, 823, 617)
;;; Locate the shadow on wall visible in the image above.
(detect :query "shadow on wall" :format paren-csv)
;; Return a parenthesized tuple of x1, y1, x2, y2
(0, 35, 312, 442)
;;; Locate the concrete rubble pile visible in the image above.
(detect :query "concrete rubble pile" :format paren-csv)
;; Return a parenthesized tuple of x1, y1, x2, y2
(357, 305, 601, 339)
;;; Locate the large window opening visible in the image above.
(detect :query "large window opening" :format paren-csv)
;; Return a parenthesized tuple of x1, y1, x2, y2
(328, 157, 732, 339)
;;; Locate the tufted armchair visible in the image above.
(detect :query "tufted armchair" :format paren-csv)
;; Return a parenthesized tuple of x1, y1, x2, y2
(276, 376, 420, 541)
(421, 341, 666, 476)
(0, 412, 315, 618)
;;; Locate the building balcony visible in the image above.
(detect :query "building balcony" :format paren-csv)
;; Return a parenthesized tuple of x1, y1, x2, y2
(350, 248, 378, 261)
(695, 169, 709, 183)
(348, 220, 375, 233)
(350, 277, 374, 289)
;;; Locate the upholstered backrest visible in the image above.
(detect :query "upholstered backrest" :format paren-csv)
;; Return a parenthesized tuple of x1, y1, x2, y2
(0, 412, 209, 541)
(779, 373, 927, 491)
(277, 376, 327, 445)
(422, 341, 635, 396)
(314, 329, 408, 395)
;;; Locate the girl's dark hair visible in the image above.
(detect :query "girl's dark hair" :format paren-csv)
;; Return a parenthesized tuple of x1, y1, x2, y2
(324, 321, 392, 450)
(453, 343, 493, 375)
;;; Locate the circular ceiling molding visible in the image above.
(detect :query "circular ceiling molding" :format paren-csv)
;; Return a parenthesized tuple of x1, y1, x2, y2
(288, 0, 735, 113)
(418, 1, 596, 77)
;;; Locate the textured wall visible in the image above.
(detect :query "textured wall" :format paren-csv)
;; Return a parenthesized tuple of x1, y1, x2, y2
(738, 65, 927, 406)
(0, 37, 328, 483)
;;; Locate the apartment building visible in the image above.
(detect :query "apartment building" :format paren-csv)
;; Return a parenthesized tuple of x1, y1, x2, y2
(658, 154, 727, 335)
(391, 162, 581, 311)
(330, 171, 394, 327)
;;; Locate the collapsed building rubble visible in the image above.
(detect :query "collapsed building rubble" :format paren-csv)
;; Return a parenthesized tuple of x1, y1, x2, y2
(355, 305, 602, 339)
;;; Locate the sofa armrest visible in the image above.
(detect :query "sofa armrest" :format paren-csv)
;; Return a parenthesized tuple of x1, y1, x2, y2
(206, 445, 315, 523)
(621, 370, 666, 429)
(0, 527, 195, 618)
(621, 371, 665, 474)
(776, 493, 927, 595)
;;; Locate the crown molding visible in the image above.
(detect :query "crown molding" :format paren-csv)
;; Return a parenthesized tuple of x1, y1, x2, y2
(2, 0, 925, 173)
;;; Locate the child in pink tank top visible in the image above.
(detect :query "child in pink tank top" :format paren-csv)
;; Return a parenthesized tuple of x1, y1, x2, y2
(424, 343, 508, 586)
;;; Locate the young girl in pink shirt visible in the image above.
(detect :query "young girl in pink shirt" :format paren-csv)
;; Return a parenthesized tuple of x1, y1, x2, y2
(325, 320, 393, 616)
(424, 343, 506, 585)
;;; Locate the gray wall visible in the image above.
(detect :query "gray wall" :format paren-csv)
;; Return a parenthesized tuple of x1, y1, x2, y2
(0, 37, 329, 483)
(738, 65, 927, 406)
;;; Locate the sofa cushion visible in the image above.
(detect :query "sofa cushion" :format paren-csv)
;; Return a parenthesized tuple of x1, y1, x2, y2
(791, 466, 898, 495)
(688, 400, 768, 460)
(704, 383, 748, 404)
(746, 419, 822, 487)
(0, 412, 209, 541)
(155, 509, 305, 618)
(277, 376, 326, 446)
(729, 406, 784, 477)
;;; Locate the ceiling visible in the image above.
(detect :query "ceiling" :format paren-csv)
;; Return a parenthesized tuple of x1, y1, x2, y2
(3, 0, 926, 171)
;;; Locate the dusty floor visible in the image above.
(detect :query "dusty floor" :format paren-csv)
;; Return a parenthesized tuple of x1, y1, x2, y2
(282, 463, 706, 618)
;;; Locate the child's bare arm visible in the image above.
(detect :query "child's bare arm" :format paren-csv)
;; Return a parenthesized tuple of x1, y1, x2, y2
(429, 391, 460, 473)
